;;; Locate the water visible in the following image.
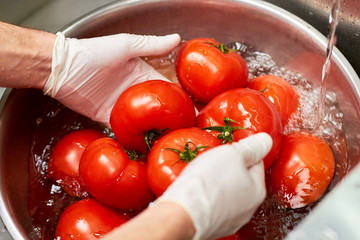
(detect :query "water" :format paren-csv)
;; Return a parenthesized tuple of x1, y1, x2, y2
(29, 7, 346, 236)
(28, 51, 348, 239)
(144, 39, 348, 239)
(315, 0, 341, 130)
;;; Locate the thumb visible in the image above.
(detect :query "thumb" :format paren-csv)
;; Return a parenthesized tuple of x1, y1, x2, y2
(125, 33, 181, 58)
(232, 133, 273, 168)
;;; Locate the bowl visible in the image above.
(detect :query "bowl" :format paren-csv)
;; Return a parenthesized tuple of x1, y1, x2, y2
(1, 0, 359, 239)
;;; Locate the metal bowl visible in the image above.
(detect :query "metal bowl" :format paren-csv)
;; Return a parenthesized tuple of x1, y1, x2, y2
(0, 0, 359, 239)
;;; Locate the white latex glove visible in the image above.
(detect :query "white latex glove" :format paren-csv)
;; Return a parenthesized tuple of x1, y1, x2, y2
(155, 132, 273, 240)
(43, 32, 181, 125)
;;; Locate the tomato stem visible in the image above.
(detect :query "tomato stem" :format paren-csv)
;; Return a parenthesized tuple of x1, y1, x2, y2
(124, 149, 144, 161)
(145, 128, 168, 151)
(202, 117, 245, 144)
(204, 41, 237, 54)
(165, 141, 210, 163)
(260, 83, 272, 93)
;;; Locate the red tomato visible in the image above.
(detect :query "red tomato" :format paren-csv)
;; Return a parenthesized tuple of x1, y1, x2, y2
(56, 199, 128, 240)
(47, 129, 104, 197)
(79, 137, 154, 210)
(176, 38, 248, 103)
(248, 75, 299, 126)
(217, 232, 242, 240)
(147, 127, 220, 196)
(110, 80, 196, 154)
(196, 88, 283, 170)
(267, 131, 335, 208)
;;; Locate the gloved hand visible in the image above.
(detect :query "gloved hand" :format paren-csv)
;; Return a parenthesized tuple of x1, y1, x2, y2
(43, 32, 181, 126)
(155, 132, 273, 240)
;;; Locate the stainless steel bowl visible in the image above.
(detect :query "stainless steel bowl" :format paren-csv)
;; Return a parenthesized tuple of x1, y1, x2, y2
(264, 0, 360, 77)
(1, 0, 359, 239)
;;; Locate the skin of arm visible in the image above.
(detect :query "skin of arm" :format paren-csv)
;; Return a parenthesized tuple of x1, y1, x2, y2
(0, 21, 56, 89)
(103, 201, 196, 240)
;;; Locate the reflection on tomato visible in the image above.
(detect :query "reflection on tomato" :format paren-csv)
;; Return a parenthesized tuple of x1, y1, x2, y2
(197, 88, 283, 169)
(267, 131, 335, 208)
(79, 137, 154, 210)
(56, 199, 128, 240)
(47, 129, 104, 197)
(176, 38, 248, 103)
(248, 75, 299, 126)
(147, 127, 220, 196)
(110, 80, 196, 154)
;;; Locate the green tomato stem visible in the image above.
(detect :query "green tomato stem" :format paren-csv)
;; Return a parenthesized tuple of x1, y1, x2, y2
(145, 128, 168, 151)
(124, 149, 144, 161)
(165, 141, 210, 163)
(204, 41, 238, 54)
(202, 117, 246, 144)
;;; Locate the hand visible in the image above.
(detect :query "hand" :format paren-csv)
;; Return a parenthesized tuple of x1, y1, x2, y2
(43, 32, 181, 126)
(155, 133, 273, 240)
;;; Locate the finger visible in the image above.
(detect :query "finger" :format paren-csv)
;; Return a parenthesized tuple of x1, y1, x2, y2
(126, 33, 181, 58)
(247, 161, 267, 201)
(232, 132, 273, 168)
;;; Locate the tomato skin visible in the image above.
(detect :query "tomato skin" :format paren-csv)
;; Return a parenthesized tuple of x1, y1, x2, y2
(79, 137, 154, 210)
(248, 75, 299, 126)
(56, 199, 128, 240)
(216, 232, 242, 240)
(47, 129, 104, 197)
(110, 80, 196, 154)
(267, 131, 335, 209)
(176, 38, 248, 103)
(147, 127, 220, 196)
(196, 88, 282, 170)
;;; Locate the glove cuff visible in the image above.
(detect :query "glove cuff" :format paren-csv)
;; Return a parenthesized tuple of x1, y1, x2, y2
(43, 32, 66, 97)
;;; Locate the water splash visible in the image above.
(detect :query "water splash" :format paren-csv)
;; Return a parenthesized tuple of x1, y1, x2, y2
(314, 0, 341, 130)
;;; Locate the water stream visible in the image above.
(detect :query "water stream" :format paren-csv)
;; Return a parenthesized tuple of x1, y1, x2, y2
(314, 0, 341, 130)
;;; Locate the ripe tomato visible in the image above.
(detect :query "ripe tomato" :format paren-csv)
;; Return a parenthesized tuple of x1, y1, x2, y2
(176, 38, 248, 103)
(147, 127, 220, 196)
(56, 199, 128, 240)
(79, 137, 154, 210)
(248, 75, 299, 126)
(217, 232, 242, 240)
(196, 88, 282, 170)
(47, 129, 104, 197)
(267, 131, 335, 209)
(110, 80, 196, 154)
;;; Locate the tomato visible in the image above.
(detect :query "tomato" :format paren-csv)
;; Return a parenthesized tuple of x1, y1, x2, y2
(79, 137, 154, 210)
(248, 75, 299, 126)
(217, 232, 242, 240)
(110, 80, 196, 154)
(176, 38, 248, 103)
(196, 88, 282, 170)
(267, 131, 335, 209)
(47, 129, 104, 197)
(56, 199, 128, 240)
(147, 127, 220, 196)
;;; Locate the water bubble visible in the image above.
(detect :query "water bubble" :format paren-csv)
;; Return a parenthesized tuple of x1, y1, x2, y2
(325, 90, 337, 103)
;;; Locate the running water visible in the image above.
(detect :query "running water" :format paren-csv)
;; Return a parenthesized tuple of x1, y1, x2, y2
(314, 0, 341, 130)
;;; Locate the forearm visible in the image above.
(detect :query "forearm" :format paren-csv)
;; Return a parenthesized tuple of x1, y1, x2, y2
(0, 21, 56, 89)
(103, 201, 195, 240)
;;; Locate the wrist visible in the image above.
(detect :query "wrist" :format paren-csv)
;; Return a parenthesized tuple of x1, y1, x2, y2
(30, 28, 56, 90)
(0, 22, 56, 89)
(103, 201, 196, 240)
(150, 201, 196, 239)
